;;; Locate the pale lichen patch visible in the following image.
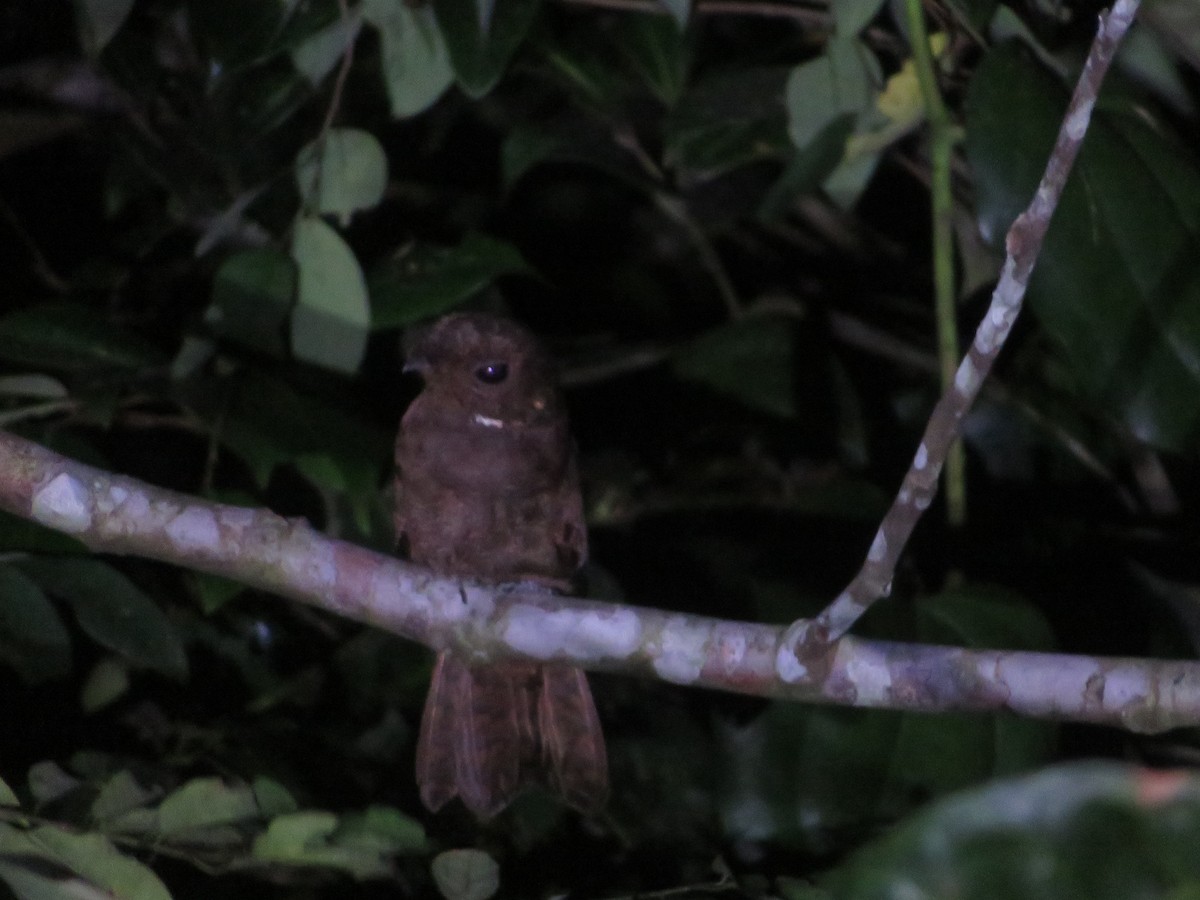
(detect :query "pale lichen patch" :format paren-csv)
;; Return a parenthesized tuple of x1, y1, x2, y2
(32, 473, 92, 534)
(841, 642, 892, 703)
(281, 538, 336, 592)
(503, 605, 641, 661)
(714, 627, 747, 670)
(954, 356, 979, 394)
(775, 643, 808, 682)
(652, 616, 708, 684)
(166, 506, 219, 552)
(914, 443, 928, 470)
(868, 530, 887, 563)
(218, 506, 257, 530)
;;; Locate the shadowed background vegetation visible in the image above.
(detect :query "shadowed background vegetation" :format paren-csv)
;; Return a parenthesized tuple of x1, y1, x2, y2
(0, 0, 1199, 897)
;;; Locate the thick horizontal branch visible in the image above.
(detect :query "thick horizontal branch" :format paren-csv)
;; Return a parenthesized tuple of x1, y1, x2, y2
(1, 429, 1198, 733)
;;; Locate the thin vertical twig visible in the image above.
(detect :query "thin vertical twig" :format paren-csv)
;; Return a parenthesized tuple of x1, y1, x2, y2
(904, 0, 967, 529)
(776, 0, 1144, 680)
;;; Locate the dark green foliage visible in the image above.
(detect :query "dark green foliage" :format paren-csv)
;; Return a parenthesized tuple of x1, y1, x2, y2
(1, 0, 1199, 897)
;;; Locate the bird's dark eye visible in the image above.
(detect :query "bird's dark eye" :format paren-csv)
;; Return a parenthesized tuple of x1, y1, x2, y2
(474, 362, 508, 384)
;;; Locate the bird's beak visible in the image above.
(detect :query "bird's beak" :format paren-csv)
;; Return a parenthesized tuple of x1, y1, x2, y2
(402, 356, 430, 376)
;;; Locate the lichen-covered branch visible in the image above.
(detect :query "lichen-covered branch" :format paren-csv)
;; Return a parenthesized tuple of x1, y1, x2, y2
(791, 0, 1142, 656)
(1, 427, 1198, 734)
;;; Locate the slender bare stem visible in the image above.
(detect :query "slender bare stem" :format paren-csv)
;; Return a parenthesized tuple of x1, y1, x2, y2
(782, 0, 1142, 668)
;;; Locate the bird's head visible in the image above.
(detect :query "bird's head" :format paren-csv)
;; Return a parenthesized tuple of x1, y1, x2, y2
(403, 313, 562, 424)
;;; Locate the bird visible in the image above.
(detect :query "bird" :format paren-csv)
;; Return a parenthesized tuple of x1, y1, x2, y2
(393, 311, 608, 819)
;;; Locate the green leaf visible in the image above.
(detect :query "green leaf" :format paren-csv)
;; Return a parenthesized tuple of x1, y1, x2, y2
(965, 43, 1200, 450)
(209, 248, 295, 358)
(944, 0, 999, 34)
(672, 317, 798, 418)
(214, 371, 389, 492)
(0, 510, 88, 555)
(291, 11, 361, 84)
(501, 120, 654, 190)
(217, 373, 319, 487)
(290, 216, 371, 374)
(720, 584, 1057, 849)
(295, 128, 389, 223)
(0, 777, 18, 808)
(824, 763, 1200, 898)
(187, 571, 246, 615)
(431, 0, 541, 97)
(80, 657, 130, 713)
(758, 113, 856, 220)
(431, 849, 500, 900)
(28, 761, 82, 807)
(612, 16, 688, 106)
(832, 0, 886, 36)
(718, 703, 900, 848)
(18, 559, 187, 680)
(0, 374, 68, 399)
(363, 0, 454, 117)
(189, 0, 286, 69)
(916, 583, 1057, 652)
(91, 771, 159, 825)
(73, 0, 134, 54)
(334, 806, 426, 854)
(253, 810, 394, 878)
(252, 777, 299, 817)
(786, 37, 876, 151)
(26, 826, 171, 900)
(0, 859, 111, 900)
(0, 304, 164, 371)
(665, 67, 791, 177)
(369, 233, 531, 328)
(656, 0, 689, 30)
(157, 778, 260, 834)
(0, 563, 72, 684)
(253, 811, 338, 860)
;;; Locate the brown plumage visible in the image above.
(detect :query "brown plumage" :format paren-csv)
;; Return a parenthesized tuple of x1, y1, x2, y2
(394, 312, 607, 818)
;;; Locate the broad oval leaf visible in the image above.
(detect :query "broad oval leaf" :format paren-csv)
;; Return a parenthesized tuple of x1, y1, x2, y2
(80, 657, 131, 713)
(431, 0, 541, 98)
(965, 43, 1200, 450)
(431, 848, 500, 900)
(157, 778, 260, 834)
(252, 811, 395, 878)
(824, 762, 1200, 898)
(719, 582, 1057, 849)
(665, 67, 792, 178)
(92, 770, 160, 824)
(210, 248, 296, 358)
(369, 233, 531, 328)
(0, 374, 69, 399)
(786, 37, 876, 151)
(334, 806, 426, 854)
(672, 317, 798, 418)
(18, 558, 187, 680)
(0, 304, 164, 371)
(291, 12, 362, 85)
(290, 216, 371, 374)
(363, 0, 454, 117)
(295, 128, 388, 222)
(74, 0, 135, 54)
(252, 811, 338, 861)
(833, 0, 886, 36)
(0, 563, 72, 684)
(0, 778, 17, 808)
(28, 826, 171, 900)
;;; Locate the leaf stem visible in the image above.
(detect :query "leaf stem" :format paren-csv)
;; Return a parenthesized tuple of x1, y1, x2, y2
(904, 0, 966, 529)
